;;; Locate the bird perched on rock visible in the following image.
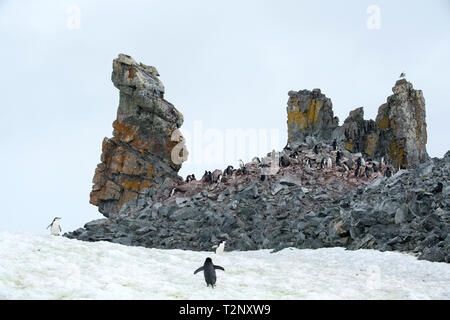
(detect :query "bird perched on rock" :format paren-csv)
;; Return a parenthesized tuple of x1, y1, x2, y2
(252, 157, 261, 164)
(326, 157, 332, 168)
(224, 165, 234, 176)
(372, 163, 379, 173)
(399, 72, 406, 79)
(202, 170, 213, 182)
(279, 155, 290, 167)
(364, 166, 371, 178)
(194, 257, 225, 288)
(313, 145, 318, 154)
(385, 167, 392, 178)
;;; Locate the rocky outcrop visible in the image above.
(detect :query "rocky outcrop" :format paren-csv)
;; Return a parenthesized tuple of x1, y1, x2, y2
(90, 54, 188, 217)
(287, 89, 339, 146)
(288, 80, 428, 168)
(374, 79, 428, 168)
(339, 107, 379, 158)
(66, 62, 447, 263)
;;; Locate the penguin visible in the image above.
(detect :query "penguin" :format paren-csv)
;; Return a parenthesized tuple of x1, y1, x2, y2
(313, 145, 318, 154)
(279, 155, 290, 167)
(356, 157, 362, 167)
(224, 165, 234, 176)
(385, 167, 392, 178)
(191, 174, 196, 181)
(284, 142, 292, 151)
(238, 159, 245, 169)
(211, 169, 223, 183)
(47, 217, 62, 236)
(372, 163, 378, 172)
(242, 166, 248, 175)
(215, 241, 226, 254)
(202, 170, 213, 183)
(320, 158, 326, 169)
(332, 139, 337, 151)
(289, 151, 298, 159)
(381, 157, 385, 166)
(252, 157, 261, 164)
(361, 157, 366, 167)
(305, 158, 311, 169)
(343, 163, 350, 171)
(326, 157, 332, 168)
(355, 165, 360, 178)
(170, 187, 176, 197)
(364, 166, 371, 178)
(185, 175, 191, 182)
(336, 158, 342, 167)
(260, 174, 266, 181)
(194, 257, 225, 288)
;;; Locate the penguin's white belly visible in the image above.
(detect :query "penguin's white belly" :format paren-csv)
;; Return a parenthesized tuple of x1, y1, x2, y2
(51, 223, 61, 235)
(216, 244, 225, 254)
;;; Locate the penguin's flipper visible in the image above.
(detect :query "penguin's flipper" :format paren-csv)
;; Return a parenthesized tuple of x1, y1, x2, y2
(46, 224, 51, 229)
(214, 265, 225, 271)
(194, 266, 204, 275)
(59, 225, 62, 232)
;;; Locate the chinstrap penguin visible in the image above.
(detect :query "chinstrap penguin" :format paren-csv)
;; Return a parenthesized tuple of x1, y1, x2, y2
(194, 257, 225, 288)
(47, 217, 62, 236)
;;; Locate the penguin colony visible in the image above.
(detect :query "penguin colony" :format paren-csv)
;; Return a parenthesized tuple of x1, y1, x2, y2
(169, 139, 395, 203)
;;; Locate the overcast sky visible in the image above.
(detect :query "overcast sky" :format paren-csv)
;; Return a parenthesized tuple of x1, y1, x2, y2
(1, 0, 449, 234)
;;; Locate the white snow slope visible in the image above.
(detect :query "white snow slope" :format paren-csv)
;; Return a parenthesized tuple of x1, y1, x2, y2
(0, 230, 449, 300)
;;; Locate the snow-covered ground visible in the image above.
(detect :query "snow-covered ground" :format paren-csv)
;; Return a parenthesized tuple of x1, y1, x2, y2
(0, 230, 449, 299)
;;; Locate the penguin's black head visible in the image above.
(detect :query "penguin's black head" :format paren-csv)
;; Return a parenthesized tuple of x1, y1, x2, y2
(205, 257, 212, 264)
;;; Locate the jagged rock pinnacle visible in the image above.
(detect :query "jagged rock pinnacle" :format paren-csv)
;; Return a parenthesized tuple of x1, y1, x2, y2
(89, 54, 188, 216)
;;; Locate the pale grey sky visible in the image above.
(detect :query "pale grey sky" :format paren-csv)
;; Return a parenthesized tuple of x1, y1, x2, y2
(1, 0, 449, 234)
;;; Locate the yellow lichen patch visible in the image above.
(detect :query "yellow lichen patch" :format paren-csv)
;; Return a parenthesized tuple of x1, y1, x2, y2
(377, 114, 390, 129)
(287, 108, 307, 129)
(120, 177, 141, 191)
(287, 98, 322, 130)
(128, 66, 135, 80)
(306, 99, 322, 126)
(146, 164, 155, 177)
(113, 120, 137, 144)
(390, 140, 405, 168)
(120, 176, 153, 192)
(345, 141, 353, 152)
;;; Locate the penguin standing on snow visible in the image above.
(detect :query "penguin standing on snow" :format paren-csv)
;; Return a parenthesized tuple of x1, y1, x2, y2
(194, 257, 225, 288)
(215, 241, 226, 255)
(47, 217, 62, 236)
